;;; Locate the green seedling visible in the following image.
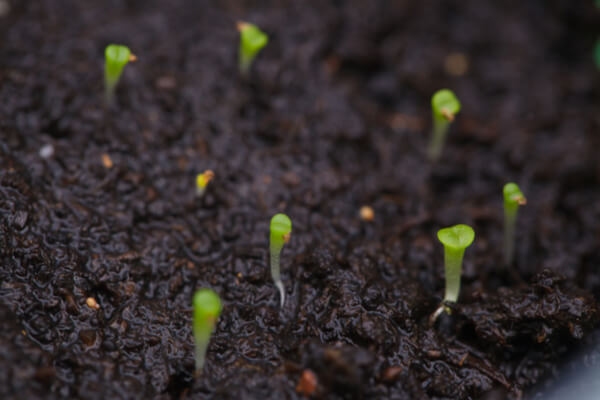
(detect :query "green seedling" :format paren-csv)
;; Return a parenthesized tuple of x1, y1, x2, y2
(270, 213, 292, 307)
(428, 89, 461, 161)
(196, 170, 214, 197)
(430, 224, 475, 325)
(104, 44, 136, 105)
(192, 289, 222, 375)
(237, 21, 268, 75)
(595, 39, 600, 70)
(438, 224, 474, 303)
(503, 183, 526, 267)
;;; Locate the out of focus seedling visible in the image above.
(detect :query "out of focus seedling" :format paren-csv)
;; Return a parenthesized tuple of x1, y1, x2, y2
(237, 21, 268, 75)
(192, 289, 222, 375)
(270, 213, 292, 307)
(104, 44, 136, 105)
(595, 39, 600, 70)
(428, 89, 461, 161)
(430, 224, 475, 324)
(503, 183, 526, 267)
(196, 170, 214, 197)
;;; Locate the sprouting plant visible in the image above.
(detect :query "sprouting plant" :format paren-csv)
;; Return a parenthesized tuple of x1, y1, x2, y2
(438, 224, 475, 303)
(595, 39, 600, 70)
(192, 288, 222, 375)
(270, 213, 292, 307)
(196, 170, 214, 197)
(430, 224, 475, 324)
(503, 183, 526, 267)
(237, 21, 268, 75)
(104, 44, 136, 105)
(428, 89, 461, 161)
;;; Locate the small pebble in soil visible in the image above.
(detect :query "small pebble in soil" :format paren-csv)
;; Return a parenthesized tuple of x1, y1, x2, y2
(381, 366, 403, 383)
(388, 113, 424, 132)
(296, 369, 318, 397)
(444, 52, 469, 77)
(39, 144, 54, 159)
(427, 350, 442, 359)
(359, 205, 374, 222)
(12, 210, 28, 229)
(155, 76, 176, 90)
(86, 297, 100, 310)
(101, 153, 113, 169)
(79, 330, 97, 346)
(282, 171, 300, 187)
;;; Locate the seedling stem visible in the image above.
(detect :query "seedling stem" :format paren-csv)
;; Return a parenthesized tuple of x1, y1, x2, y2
(595, 39, 600, 70)
(503, 183, 526, 266)
(430, 224, 475, 325)
(237, 21, 268, 75)
(428, 89, 461, 161)
(104, 44, 136, 106)
(192, 289, 222, 375)
(270, 213, 292, 307)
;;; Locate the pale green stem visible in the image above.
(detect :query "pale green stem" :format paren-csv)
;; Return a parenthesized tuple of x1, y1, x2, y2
(270, 243, 284, 307)
(428, 116, 449, 161)
(239, 49, 254, 76)
(503, 206, 518, 266)
(194, 336, 208, 373)
(443, 247, 465, 303)
(104, 74, 118, 106)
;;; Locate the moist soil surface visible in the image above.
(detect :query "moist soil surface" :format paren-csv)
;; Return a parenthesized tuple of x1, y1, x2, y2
(1, 1, 600, 399)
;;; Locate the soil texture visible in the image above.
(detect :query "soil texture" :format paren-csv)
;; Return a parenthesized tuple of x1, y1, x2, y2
(1, 0, 599, 399)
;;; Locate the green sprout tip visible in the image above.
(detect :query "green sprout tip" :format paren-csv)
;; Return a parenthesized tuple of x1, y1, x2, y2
(430, 224, 474, 325)
(104, 44, 136, 105)
(196, 170, 214, 197)
(192, 289, 222, 375)
(428, 89, 461, 161)
(270, 213, 292, 307)
(503, 183, 526, 267)
(237, 21, 268, 75)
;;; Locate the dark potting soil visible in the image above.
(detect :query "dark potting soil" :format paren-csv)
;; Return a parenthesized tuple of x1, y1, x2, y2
(1, 0, 600, 399)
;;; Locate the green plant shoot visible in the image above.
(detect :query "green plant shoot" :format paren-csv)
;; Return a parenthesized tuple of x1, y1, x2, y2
(196, 170, 214, 197)
(595, 39, 600, 70)
(237, 21, 268, 75)
(503, 183, 526, 266)
(104, 44, 136, 105)
(438, 224, 475, 304)
(192, 289, 222, 375)
(430, 224, 474, 325)
(428, 89, 461, 161)
(270, 213, 292, 307)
